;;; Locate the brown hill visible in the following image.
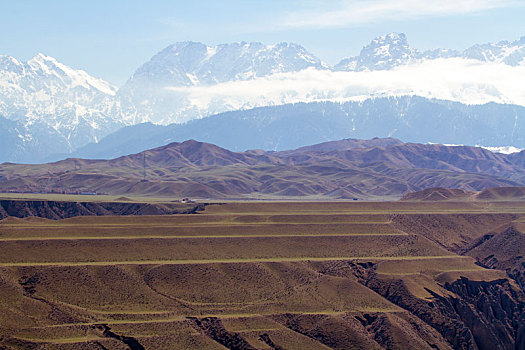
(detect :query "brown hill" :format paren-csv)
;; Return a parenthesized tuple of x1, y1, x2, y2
(280, 137, 404, 154)
(0, 138, 524, 199)
(476, 186, 525, 200)
(109, 139, 282, 168)
(402, 186, 525, 202)
(401, 187, 475, 201)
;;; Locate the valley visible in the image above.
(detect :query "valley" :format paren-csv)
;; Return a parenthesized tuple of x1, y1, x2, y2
(4, 4, 525, 350)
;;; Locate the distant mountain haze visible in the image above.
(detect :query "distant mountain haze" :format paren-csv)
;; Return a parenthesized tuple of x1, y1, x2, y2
(1, 33, 524, 163)
(68, 98, 525, 162)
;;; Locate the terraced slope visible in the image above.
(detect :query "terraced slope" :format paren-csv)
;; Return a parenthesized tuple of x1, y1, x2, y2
(0, 201, 524, 349)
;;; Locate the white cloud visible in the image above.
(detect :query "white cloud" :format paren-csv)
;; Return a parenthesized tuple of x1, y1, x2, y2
(480, 145, 524, 154)
(163, 58, 525, 123)
(281, 0, 517, 28)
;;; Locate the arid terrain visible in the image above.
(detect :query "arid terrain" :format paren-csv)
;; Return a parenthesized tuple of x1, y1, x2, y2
(1, 191, 525, 349)
(3, 3, 525, 349)
(1, 138, 525, 200)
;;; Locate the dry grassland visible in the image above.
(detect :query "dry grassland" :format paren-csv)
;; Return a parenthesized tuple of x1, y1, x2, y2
(0, 200, 523, 349)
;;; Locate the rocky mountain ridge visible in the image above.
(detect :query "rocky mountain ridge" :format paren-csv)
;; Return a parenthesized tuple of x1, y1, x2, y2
(335, 32, 525, 71)
(1, 33, 524, 163)
(0, 53, 122, 151)
(69, 97, 525, 162)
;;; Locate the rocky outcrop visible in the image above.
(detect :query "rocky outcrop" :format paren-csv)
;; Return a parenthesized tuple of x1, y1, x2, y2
(0, 199, 205, 220)
(188, 317, 255, 350)
(273, 312, 385, 350)
(273, 310, 451, 350)
(93, 324, 145, 350)
(443, 277, 525, 350)
(340, 261, 525, 350)
(348, 263, 477, 349)
(467, 226, 525, 293)
(258, 333, 283, 350)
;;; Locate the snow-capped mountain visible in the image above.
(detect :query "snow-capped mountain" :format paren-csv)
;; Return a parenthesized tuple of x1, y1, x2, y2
(462, 36, 525, 66)
(2, 33, 525, 163)
(129, 41, 327, 86)
(117, 33, 525, 127)
(70, 96, 525, 161)
(334, 33, 417, 71)
(335, 33, 525, 71)
(0, 115, 70, 163)
(0, 53, 122, 151)
(117, 41, 328, 124)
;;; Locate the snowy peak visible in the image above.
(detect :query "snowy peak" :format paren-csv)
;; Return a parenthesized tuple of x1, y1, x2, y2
(27, 53, 117, 95)
(0, 55, 24, 73)
(462, 37, 525, 66)
(0, 53, 117, 97)
(130, 41, 208, 86)
(336, 33, 525, 71)
(28, 52, 59, 68)
(358, 33, 416, 70)
(0, 53, 121, 151)
(367, 32, 411, 53)
(126, 41, 327, 87)
(335, 33, 417, 71)
(419, 37, 525, 65)
(2, 33, 525, 163)
(118, 34, 525, 125)
(117, 41, 329, 124)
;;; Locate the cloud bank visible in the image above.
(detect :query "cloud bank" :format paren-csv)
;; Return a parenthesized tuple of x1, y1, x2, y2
(163, 58, 525, 123)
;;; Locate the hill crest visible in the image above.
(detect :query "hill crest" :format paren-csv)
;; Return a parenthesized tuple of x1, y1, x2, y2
(1, 138, 524, 200)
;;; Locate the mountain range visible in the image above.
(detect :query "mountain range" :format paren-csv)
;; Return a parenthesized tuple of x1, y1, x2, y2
(1, 33, 525, 163)
(1, 138, 524, 200)
(0, 54, 121, 151)
(335, 33, 525, 70)
(67, 97, 525, 161)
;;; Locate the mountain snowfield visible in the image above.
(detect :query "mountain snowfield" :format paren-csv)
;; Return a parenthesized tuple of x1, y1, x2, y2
(118, 33, 525, 124)
(0, 53, 122, 151)
(117, 41, 328, 124)
(1, 33, 525, 162)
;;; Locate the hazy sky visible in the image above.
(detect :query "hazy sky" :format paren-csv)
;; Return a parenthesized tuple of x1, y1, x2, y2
(2, 0, 524, 85)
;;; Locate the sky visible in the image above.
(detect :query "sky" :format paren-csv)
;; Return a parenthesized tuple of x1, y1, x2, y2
(1, 0, 524, 86)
